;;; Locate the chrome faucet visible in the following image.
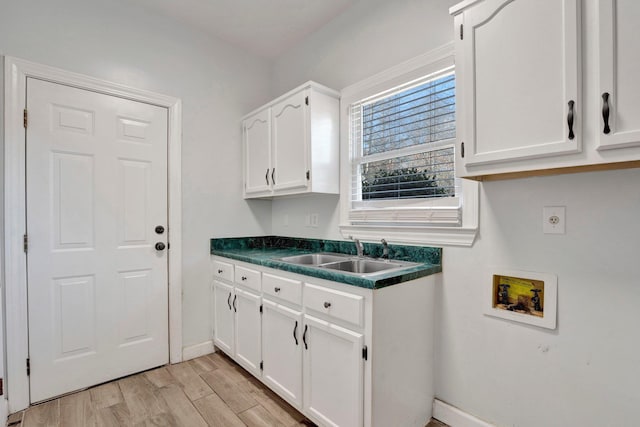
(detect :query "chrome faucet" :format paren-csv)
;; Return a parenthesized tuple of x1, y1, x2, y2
(381, 239, 389, 259)
(354, 238, 364, 257)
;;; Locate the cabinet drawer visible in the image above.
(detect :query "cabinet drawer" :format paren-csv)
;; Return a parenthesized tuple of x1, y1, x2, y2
(304, 283, 363, 327)
(213, 259, 234, 282)
(263, 273, 302, 306)
(235, 265, 261, 292)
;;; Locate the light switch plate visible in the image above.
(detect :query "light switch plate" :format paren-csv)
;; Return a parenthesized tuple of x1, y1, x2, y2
(543, 206, 565, 234)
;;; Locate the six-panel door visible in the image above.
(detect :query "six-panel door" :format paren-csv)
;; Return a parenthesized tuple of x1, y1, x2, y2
(262, 298, 303, 408)
(26, 78, 169, 403)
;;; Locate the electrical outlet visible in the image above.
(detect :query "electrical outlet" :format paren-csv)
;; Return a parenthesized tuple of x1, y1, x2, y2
(311, 213, 319, 228)
(543, 206, 566, 234)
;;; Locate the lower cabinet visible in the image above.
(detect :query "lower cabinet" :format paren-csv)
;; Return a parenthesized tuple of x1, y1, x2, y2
(303, 314, 364, 427)
(262, 298, 303, 407)
(212, 256, 436, 427)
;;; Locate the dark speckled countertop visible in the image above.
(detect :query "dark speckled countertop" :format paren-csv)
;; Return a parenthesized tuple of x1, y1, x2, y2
(210, 236, 442, 289)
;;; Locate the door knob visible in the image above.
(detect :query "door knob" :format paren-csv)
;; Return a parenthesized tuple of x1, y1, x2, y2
(155, 225, 165, 234)
(155, 242, 166, 251)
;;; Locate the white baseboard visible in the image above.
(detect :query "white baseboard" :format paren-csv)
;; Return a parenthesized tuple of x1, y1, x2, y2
(432, 399, 495, 427)
(0, 397, 8, 427)
(181, 340, 215, 361)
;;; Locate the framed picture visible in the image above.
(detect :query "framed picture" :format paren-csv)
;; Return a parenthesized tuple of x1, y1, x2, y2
(484, 269, 557, 330)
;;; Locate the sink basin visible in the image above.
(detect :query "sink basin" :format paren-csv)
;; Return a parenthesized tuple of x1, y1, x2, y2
(278, 253, 350, 265)
(320, 259, 409, 274)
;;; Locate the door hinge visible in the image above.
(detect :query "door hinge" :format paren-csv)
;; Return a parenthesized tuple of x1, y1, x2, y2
(460, 24, 464, 40)
(26, 358, 31, 376)
(260, 361, 263, 371)
(362, 346, 368, 361)
(23, 109, 28, 128)
(460, 142, 465, 158)
(23, 234, 29, 253)
(305, 96, 309, 106)
(259, 304, 263, 314)
(306, 170, 310, 180)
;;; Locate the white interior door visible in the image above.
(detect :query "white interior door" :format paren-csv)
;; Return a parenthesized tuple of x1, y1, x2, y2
(26, 78, 169, 403)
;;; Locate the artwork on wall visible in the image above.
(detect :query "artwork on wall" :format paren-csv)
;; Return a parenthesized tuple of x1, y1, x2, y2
(485, 269, 557, 330)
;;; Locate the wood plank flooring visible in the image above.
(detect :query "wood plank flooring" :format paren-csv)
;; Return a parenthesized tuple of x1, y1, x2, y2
(8, 351, 449, 427)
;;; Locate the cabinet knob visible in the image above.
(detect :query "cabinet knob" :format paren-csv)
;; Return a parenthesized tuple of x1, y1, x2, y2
(274, 287, 281, 293)
(241, 276, 247, 281)
(323, 301, 331, 309)
(217, 269, 223, 274)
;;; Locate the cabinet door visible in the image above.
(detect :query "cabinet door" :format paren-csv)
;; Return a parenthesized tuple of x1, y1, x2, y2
(213, 280, 234, 355)
(244, 109, 272, 197)
(262, 299, 303, 408)
(303, 315, 364, 427)
(271, 90, 309, 194)
(234, 288, 262, 377)
(458, 0, 580, 169)
(597, 0, 640, 150)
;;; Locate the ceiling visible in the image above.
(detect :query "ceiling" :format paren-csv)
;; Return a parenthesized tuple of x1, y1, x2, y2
(128, 0, 358, 59)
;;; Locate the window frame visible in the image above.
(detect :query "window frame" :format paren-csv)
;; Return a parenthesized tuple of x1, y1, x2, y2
(339, 43, 478, 246)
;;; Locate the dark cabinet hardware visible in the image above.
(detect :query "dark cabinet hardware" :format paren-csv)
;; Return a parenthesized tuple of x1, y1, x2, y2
(227, 293, 232, 310)
(155, 242, 166, 251)
(567, 100, 575, 140)
(265, 168, 270, 185)
(303, 324, 308, 350)
(217, 269, 223, 274)
(155, 225, 165, 234)
(271, 168, 276, 185)
(233, 295, 237, 312)
(602, 92, 611, 134)
(460, 142, 465, 158)
(274, 287, 281, 293)
(323, 301, 331, 309)
(293, 321, 299, 346)
(241, 276, 247, 281)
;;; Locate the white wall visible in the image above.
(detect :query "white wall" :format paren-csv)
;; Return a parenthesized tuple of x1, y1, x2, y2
(270, 0, 640, 425)
(0, 0, 273, 350)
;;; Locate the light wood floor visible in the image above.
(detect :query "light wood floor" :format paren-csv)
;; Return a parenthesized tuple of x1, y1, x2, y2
(7, 351, 448, 427)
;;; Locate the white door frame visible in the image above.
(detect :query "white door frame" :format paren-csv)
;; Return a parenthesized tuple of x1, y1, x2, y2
(3, 56, 183, 412)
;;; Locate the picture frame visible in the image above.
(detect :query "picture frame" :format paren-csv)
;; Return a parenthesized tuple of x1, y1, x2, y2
(484, 269, 557, 330)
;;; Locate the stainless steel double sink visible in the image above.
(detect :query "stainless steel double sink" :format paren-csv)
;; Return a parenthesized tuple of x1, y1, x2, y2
(276, 252, 420, 277)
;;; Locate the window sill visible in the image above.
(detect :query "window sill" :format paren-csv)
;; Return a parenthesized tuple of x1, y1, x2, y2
(339, 224, 478, 247)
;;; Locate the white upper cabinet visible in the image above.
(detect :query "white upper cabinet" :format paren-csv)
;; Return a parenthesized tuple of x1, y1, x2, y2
(597, 0, 640, 150)
(455, 0, 581, 172)
(453, 0, 640, 179)
(244, 109, 271, 197)
(243, 81, 339, 199)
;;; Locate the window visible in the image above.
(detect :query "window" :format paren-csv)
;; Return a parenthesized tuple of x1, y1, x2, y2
(339, 44, 478, 246)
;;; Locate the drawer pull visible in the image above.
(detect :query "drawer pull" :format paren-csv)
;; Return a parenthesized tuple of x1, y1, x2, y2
(293, 321, 298, 346)
(303, 324, 308, 350)
(323, 301, 331, 309)
(567, 100, 575, 140)
(227, 292, 232, 310)
(217, 269, 223, 274)
(241, 276, 247, 281)
(274, 287, 281, 293)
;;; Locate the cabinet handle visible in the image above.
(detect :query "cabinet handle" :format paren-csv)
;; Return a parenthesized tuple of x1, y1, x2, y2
(241, 276, 247, 281)
(271, 168, 276, 185)
(293, 321, 299, 346)
(303, 324, 308, 350)
(227, 292, 232, 310)
(323, 301, 331, 309)
(233, 295, 237, 312)
(602, 92, 611, 134)
(567, 100, 575, 140)
(274, 287, 281, 293)
(265, 168, 270, 185)
(218, 269, 223, 274)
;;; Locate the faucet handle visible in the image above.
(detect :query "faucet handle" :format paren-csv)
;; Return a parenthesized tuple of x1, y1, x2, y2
(381, 238, 389, 259)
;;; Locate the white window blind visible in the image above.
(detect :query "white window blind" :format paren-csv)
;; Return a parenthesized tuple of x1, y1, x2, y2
(349, 67, 459, 224)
